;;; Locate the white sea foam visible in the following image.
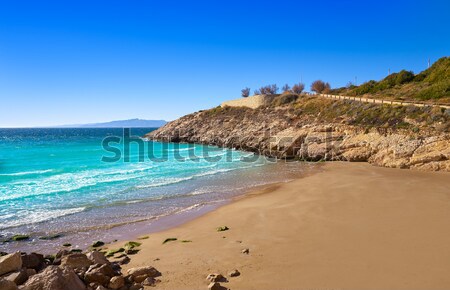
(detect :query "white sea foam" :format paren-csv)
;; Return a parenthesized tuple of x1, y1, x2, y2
(0, 169, 53, 177)
(0, 207, 86, 229)
(164, 147, 195, 152)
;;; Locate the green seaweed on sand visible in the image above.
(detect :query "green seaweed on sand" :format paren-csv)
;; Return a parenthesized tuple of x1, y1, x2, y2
(181, 240, 192, 243)
(39, 234, 62, 240)
(106, 248, 125, 257)
(137, 236, 149, 240)
(162, 238, 177, 244)
(124, 241, 141, 250)
(12, 234, 30, 241)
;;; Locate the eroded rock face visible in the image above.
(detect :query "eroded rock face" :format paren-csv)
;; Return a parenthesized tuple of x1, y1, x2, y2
(147, 106, 450, 172)
(86, 251, 109, 265)
(61, 253, 93, 270)
(84, 263, 117, 286)
(0, 252, 22, 276)
(22, 266, 86, 290)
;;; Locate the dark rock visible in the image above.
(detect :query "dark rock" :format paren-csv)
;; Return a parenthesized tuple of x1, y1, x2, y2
(113, 256, 130, 265)
(241, 248, 249, 254)
(206, 273, 226, 282)
(21, 253, 45, 270)
(124, 249, 139, 255)
(228, 269, 240, 277)
(208, 282, 227, 290)
(110, 262, 122, 273)
(91, 241, 105, 248)
(129, 283, 144, 290)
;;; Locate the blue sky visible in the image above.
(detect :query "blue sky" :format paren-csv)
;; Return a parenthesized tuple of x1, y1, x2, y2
(0, 0, 449, 127)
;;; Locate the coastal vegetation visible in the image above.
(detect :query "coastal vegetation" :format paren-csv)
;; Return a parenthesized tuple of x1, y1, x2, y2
(311, 80, 331, 93)
(241, 57, 449, 103)
(331, 56, 450, 103)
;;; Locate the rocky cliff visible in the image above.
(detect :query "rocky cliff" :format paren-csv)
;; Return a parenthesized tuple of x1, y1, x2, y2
(146, 95, 450, 172)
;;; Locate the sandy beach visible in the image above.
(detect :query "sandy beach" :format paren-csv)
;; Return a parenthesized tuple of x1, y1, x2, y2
(110, 162, 450, 290)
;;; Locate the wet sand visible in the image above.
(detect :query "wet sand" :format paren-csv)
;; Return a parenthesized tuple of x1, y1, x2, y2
(114, 162, 450, 290)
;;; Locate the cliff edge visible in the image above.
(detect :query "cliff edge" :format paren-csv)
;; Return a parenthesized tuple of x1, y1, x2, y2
(147, 95, 450, 171)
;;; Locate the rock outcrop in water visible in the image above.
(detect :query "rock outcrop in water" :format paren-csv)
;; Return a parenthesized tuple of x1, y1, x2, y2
(146, 95, 450, 172)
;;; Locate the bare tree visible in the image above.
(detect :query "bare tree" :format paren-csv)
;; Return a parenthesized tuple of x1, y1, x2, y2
(257, 84, 279, 95)
(282, 84, 291, 92)
(241, 87, 250, 98)
(292, 83, 305, 94)
(270, 84, 279, 94)
(311, 80, 331, 93)
(254, 89, 261, 95)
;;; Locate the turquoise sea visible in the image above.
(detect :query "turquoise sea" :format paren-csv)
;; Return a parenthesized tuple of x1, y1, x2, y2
(0, 128, 314, 253)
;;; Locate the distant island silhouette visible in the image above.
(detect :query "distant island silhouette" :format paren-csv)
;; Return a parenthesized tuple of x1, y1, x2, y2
(55, 118, 167, 128)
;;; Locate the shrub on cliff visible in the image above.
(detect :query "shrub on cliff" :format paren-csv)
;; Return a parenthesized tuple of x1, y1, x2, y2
(258, 84, 279, 94)
(241, 87, 250, 98)
(311, 80, 331, 93)
(282, 84, 291, 92)
(292, 83, 305, 94)
(329, 57, 450, 102)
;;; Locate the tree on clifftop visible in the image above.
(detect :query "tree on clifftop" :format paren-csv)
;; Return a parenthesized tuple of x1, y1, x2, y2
(311, 80, 331, 93)
(241, 87, 250, 98)
(282, 84, 291, 92)
(292, 83, 305, 94)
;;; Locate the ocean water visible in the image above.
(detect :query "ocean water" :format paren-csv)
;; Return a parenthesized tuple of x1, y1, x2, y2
(0, 128, 316, 253)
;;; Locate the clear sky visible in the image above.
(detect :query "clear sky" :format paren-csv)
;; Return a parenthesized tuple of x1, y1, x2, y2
(0, 0, 449, 127)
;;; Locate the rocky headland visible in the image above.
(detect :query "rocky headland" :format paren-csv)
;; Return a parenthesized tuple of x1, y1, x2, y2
(147, 95, 450, 171)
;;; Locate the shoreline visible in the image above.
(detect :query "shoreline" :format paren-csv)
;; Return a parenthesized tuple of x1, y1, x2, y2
(1, 161, 321, 255)
(109, 162, 450, 290)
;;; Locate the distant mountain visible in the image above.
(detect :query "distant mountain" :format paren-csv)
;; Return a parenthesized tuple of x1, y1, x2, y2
(57, 119, 167, 128)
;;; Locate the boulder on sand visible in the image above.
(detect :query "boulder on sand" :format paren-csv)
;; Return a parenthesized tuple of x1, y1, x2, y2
(0, 252, 22, 276)
(61, 253, 93, 270)
(86, 251, 109, 265)
(108, 275, 125, 289)
(22, 266, 86, 290)
(84, 263, 117, 286)
(126, 266, 161, 280)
